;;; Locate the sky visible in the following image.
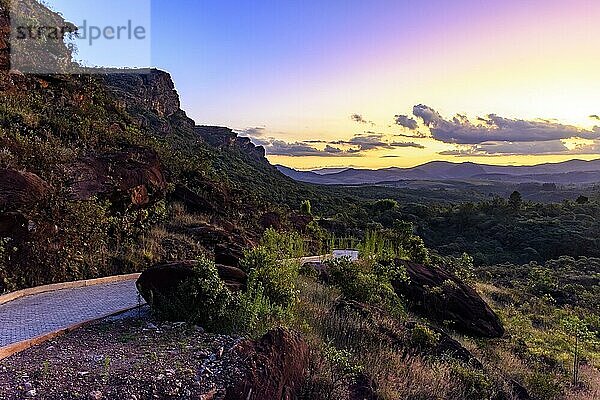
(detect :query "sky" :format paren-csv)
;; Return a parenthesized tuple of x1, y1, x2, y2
(46, 0, 600, 169)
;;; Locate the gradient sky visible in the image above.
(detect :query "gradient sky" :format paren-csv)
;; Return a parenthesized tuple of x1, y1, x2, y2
(48, 0, 600, 169)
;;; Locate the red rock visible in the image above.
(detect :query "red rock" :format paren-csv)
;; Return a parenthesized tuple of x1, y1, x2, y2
(136, 260, 248, 300)
(0, 169, 50, 210)
(69, 147, 166, 207)
(392, 260, 505, 338)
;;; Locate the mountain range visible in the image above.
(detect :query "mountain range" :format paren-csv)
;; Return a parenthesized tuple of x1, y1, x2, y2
(277, 159, 600, 185)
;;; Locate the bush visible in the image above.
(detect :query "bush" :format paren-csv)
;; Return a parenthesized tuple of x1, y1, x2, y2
(260, 228, 306, 259)
(240, 247, 299, 310)
(148, 258, 232, 329)
(226, 246, 301, 336)
(226, 283, 281, 337)
(408, 323, 440, 350)
(327, 257, 405, 315)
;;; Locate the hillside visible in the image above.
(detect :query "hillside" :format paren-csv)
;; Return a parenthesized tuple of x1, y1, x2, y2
(1, 2, 599, 400)
(0, 0, 335, 292)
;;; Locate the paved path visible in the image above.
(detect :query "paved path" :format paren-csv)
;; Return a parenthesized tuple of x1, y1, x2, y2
(0, 280, 142, 348)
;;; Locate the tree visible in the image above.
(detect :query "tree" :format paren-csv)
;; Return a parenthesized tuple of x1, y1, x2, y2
(372, 199, 398, 213)
(301, 199, 312, 215)
(576, 195, 589, 204)
(561, 316, 598, 385)
(509, 191, 522, 210)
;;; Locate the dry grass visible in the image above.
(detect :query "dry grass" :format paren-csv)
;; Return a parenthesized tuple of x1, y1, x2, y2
(567, 365, 600, 400)
(169, 202, 209, 227)
(292, 277, 502, 400)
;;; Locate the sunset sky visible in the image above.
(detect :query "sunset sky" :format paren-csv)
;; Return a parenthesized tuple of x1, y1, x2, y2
(50, 0, 600, 169)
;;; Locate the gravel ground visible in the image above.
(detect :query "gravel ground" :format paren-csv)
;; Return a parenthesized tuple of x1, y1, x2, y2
(0, 307, 246, 400)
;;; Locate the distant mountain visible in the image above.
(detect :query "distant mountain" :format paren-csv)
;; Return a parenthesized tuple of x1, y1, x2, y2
(311, 167, 350, 175)
(276, 159, 600, 185)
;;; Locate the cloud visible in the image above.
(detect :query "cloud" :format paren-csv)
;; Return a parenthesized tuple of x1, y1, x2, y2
(350, 113, 375, 126)
(252, 138, 325, 157)
(347, 134, 388, 150)
(236, 126, 267, 137)
(394, 115, 418, 130)
(412, 104, 600, 144)
(476, 140, 570, 155)
(590, 115, 600, 121)
(391, 141, 425, 149)
(331, 133, 426, 152)
(324, 145, 344, 154)
(395, 132, 428, 139)
(413, 104, 443, 126)
(254, 138, 362, 157)
(439, 139, 600, 157)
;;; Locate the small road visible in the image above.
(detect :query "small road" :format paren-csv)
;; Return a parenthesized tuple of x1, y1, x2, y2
(0, 280, 142, 349)
(0, 255, 328, 354)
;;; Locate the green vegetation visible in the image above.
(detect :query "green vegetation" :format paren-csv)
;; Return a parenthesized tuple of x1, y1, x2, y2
(146, 258, 232, 330)
(2, 4, 599, 396)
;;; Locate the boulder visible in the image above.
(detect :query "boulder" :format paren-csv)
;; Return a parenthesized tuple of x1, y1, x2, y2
(136, 261, 248, 302)
(259, 212, 282, 230)
(0, 169, 50, 210)
(215, 242, 245, 268)
(225, 328, 309, 400)
(69, 147, 167, 207)
(171, 184, 216, 213)
(182, 222, 252, 268)
(392, 260, 504, 338)
(335, 300, 482, 368)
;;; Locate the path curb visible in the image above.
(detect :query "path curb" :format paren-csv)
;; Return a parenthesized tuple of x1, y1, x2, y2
(0, 273, 141, 306)
(0, 305, 142, 361)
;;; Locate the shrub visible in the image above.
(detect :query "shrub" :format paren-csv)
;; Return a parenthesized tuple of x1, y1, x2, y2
(408, 323, 440, 350)
(301, 199, 312, 215)
(327, 257, 405, 316)
(526, 371, 564, 400)
(451, 363, 495, 400)
(260, 228, 306, 259)
(226, 283, 282, 337)
(148, 257, 232, 329)
(240, 246, 299, 310)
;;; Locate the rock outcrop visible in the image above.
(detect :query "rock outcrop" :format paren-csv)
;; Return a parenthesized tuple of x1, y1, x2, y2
(404, 321, 483, 369)
(195, 126, 266, 161)
(103, 70, 197, 136)
(0, 211, 28, 240)
(0, 4, 9, 71)
(335, 299, 482, 368)
(0, 0, 76, 73)
(392, 260, 505, 338)
(69, 147, 167, 207)
(225, 328, 309, 400)
(171, 184, 217, 214)
(0, 169, 50, 210)
(136, 260, 248, 301)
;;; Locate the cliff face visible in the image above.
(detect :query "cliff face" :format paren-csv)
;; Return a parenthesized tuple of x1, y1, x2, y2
(0, 2, 9, 71)
(0, 0, 76, 73)
(103, 70, 197, 137)
(104, 70, 270, 164)
(195, 125, 266, 160)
